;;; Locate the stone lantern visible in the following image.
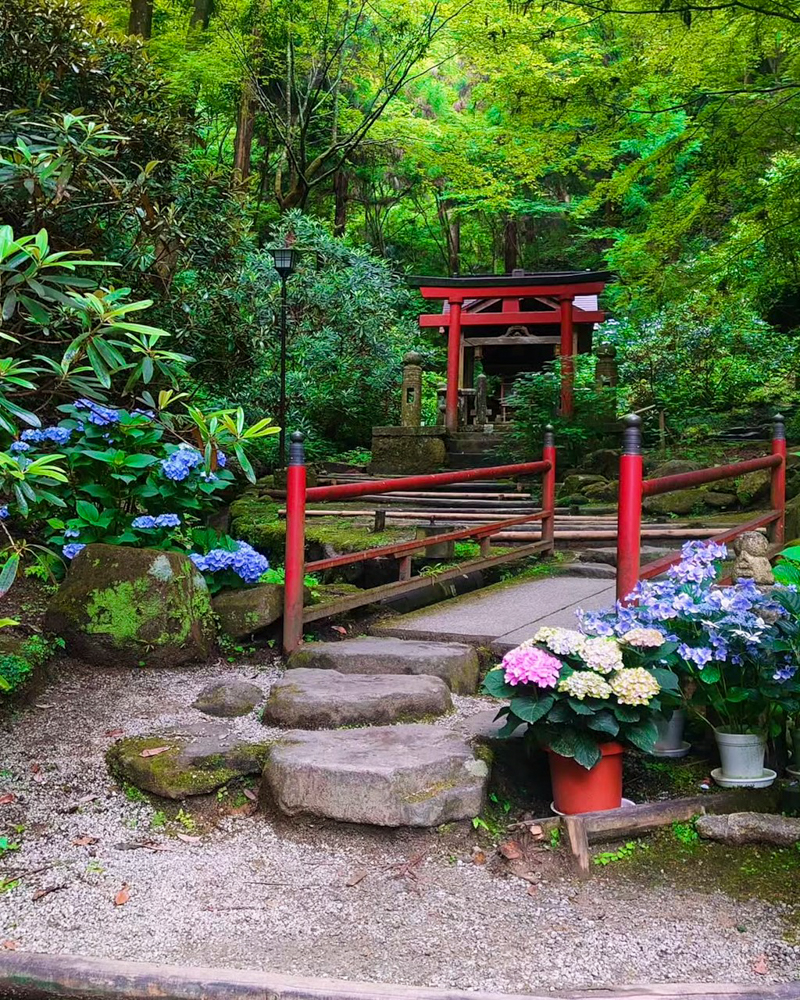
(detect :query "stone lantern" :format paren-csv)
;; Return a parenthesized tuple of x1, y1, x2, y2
(400, 351, 424, 428)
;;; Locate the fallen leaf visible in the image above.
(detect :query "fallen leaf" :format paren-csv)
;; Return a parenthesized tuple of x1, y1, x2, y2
(139, 746, 171, 758)
(32, 885, 65, 902)
(176, 833, 200, 844)
(0, 793, 15, 805)
(331, 625, 347, 635)
(113, 884, 130, 906)
(527, 824, 543, 838)
(105, 728, 124, 738)
(31, 764, 45, 784)
(72, 836, 99, 847)
(345, 869, 368, 887)
(527, 884, 538, 896)
(1, 941, 18, 950)
(242, 788, 257, 802)
(471, 849, 486, 865)
(499, 839, 523, 860)
(35, 703, 53, 710)
(752, 955, 769, 975)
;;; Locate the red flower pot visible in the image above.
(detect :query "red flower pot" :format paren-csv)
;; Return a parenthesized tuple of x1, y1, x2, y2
(547, 742, 624, 815)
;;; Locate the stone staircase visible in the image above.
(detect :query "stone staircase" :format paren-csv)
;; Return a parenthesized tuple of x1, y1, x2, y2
(260, 637, 490, 827)
(445, 429, 512, 469)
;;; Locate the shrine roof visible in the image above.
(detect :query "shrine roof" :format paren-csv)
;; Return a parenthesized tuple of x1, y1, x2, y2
(407, 270, 613, 289)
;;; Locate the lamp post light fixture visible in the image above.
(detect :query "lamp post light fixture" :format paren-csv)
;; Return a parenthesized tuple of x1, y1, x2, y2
(269, 245, 298, 464)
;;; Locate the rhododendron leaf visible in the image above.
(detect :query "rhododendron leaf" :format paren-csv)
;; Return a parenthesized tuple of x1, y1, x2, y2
(650, 667, 679, 691)
(587, 710, 619, 736)
(626, 720, 658, 754)
(509, 694, 553, 724)
(549, 729, 600, 770)
(482, 668, 513, 699)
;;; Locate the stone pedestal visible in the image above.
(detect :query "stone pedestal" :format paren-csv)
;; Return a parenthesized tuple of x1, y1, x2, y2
(370, 426, 447, 474)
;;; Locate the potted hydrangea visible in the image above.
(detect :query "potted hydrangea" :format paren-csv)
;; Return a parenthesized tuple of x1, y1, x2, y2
(483, 626, 678, 814)
(582, 540, 792, 787)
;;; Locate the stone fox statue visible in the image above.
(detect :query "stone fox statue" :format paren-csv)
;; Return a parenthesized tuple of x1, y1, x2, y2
(732, 531, 774, 585)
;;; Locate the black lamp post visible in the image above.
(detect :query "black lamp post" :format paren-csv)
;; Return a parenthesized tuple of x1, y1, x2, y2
(269, 245, 298, 465)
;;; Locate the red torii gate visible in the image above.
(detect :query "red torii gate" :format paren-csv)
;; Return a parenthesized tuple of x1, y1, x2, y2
(409, 271, 612, 432)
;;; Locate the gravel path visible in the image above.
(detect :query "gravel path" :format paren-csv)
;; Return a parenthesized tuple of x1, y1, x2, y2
(1, 657, 799, 992)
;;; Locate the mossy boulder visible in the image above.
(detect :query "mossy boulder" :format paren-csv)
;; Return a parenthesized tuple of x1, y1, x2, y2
(212, 584, 284, 639)
(106, 722, 275, 799)
(643, 487, 717, 515)
(582, 449, 620, 478)
(192, 678, 264, 717)
(785, 495, 800, 540)
(648, 459, 702, 478)
(735, 469, 771, 508)
(44, 544, 215, 668)
(560, 474, 606, 497)
(0, 632, 55, 696)
(703, 491, 737, 509)
(584, 480, 619, 501)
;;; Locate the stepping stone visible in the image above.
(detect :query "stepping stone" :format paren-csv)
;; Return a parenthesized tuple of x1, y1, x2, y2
(262, 668, 451, 729)
(287, 637, 479, 694)
(193, 677, 263, 717)
(263, 724, 488, 827)
(107, 722, 274, 800)
(464, 708, 525, 741)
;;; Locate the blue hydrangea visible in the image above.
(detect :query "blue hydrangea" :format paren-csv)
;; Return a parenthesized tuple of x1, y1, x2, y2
(161, 444, 204, 482)
(73, 398, 120, 426)
(21, 426, 72, 445)
(0, 505, 8, 520)
(64, 528, 81, 539)
(132, 409, 155, 420)
(216, 450, 227, 468)
(63, 542, 86, 560)
(10, 441, 30, 453)
(131, 515, 156, 529)
(190, 540, 268, 584)
(774, 662, 797, 682)
(155, 513, 181, 528)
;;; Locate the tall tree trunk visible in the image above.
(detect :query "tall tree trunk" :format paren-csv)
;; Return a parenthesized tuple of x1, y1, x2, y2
(128, 0, 153, 37)
(190, 0, 213, 29)
(503, 216, 518, 272)
(333, 170, 349, 237)
(437, 198, 460, 275)
(232, 80, 255, 184)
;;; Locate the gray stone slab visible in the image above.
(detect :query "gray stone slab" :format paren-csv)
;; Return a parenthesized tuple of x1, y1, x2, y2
(287, 637, 479, 694)
(373, 577, 615, 649)
(493, 584, 615, 652)
(192, 678, 264, 717)
(263, 724, 488, 827)
(262, 668, 452, 729)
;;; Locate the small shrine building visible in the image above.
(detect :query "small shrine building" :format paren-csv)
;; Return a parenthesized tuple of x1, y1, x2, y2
(408, 269, 613, 431)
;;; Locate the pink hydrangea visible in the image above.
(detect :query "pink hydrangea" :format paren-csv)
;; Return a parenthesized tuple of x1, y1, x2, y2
(501, 643, 562, 688)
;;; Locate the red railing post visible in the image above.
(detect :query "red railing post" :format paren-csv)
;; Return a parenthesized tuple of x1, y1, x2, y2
(616, 414, 643, 604)
(542, 423, 556, 554)
(445, 299, 462, 433)
(770, 413, 786, 547)
(282, 431, 307, 654)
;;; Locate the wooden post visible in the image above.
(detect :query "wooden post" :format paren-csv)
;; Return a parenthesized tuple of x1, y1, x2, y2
(398, 555, 412, 581)
(541, 424, 556, 554)
(445, 300, 462, 433)
(475, 373, 488, 427)
(282, 431, 307, 654)
(373, 509, 386, 532)
(479, 536, 492, 558)
(770, 413, 787, 547)
(616, 414, 643, 604)
(558, 296, 574, 417)
(563, 814, 590, 874)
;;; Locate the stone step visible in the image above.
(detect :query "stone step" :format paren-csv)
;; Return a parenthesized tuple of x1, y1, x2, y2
(287, 637, 479, 694)
(578, 545, 676, 568)
(262, 724, 489, 827)
(262, 668, 452, 729)
(554, 562, 617, 580)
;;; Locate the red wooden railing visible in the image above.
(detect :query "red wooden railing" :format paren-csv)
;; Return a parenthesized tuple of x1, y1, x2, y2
(616, 414, 787, 602)
(282, 426, 557, 653)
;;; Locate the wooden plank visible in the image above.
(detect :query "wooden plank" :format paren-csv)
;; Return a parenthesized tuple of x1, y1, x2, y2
(563, 814, 591, 874)
(302, 542, 550, 623)
(0, 950, 793, 1000)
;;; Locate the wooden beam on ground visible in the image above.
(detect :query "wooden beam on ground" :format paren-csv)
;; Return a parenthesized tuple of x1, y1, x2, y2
(0, 951, 794, 1000)
(563, 815, 590, 874)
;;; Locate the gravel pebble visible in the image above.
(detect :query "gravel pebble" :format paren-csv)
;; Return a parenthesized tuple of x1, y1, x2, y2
(0, 657, 797, 991)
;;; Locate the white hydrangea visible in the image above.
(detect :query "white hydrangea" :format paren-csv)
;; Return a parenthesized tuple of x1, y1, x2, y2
(534, 626, 585, 656)
(558, 671, 613, 701)
(609, 667, 661, 706)
(580, 636, 624, 675)
(622, 628, 667, 648)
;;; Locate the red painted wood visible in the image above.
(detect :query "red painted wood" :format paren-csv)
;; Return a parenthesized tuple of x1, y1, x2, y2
(282, 462, 307, 654)
(305, 461, 551, 502)
(771, 436, 787, 546)
(306, 511, 547, 572)
(418, 310, 605, 328)
(417, 282, 608, 301)
(639, 512, 781, 582)
(617, 452, 643, 603)
(559, 296, 575, 417)
(542, 444, 556, 553)
(445, 299, 462, 433)
(641, 454, 781, 497)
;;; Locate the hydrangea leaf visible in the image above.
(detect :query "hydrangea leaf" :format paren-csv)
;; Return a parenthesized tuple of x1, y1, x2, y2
(509, 693, 554, 724)
(587, 710, 619, 736)
(626, 719, 658, 754)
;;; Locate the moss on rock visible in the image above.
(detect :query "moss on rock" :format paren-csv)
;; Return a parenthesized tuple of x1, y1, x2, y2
(44, 544, 215, 668)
